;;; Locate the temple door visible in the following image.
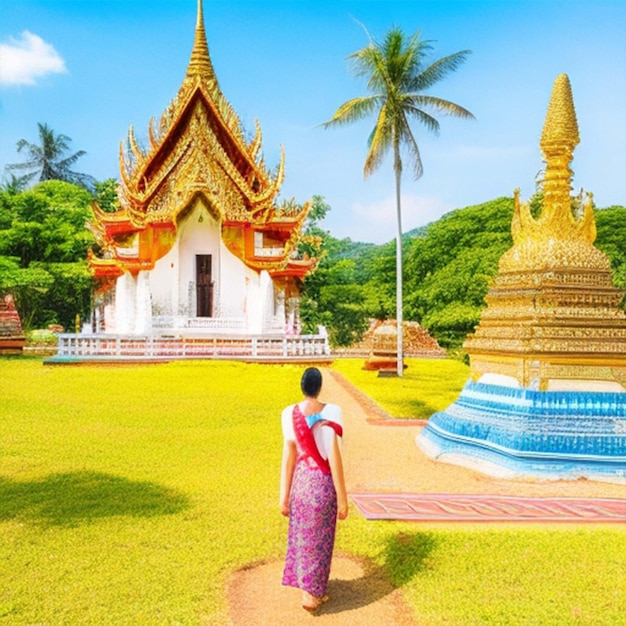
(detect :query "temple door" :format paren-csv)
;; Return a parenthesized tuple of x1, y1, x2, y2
(196, 254, 213, 317)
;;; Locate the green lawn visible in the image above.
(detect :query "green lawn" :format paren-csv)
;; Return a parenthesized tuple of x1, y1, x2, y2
(332, 357, 469, 418)
(0, 358, 624, 624)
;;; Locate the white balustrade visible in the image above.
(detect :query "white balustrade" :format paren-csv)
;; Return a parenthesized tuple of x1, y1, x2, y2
(53, 332, 330, 360)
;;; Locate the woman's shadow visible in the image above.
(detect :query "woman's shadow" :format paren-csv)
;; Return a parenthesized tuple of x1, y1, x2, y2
(321, 532, 437, 614)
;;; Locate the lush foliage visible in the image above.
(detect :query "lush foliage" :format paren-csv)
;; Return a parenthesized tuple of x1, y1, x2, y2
(300, 196, 375, 345)
(595, 206, 626, 291)
(0, 358, 623, 624)
(0, 181, 95, 329)
(94, 178, 121, 213)
(404, 197, 514, 349)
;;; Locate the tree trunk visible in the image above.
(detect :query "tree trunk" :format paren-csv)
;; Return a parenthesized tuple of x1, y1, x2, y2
(393, 138, 403, 377)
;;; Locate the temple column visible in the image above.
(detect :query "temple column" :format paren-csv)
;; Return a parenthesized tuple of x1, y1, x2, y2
(260, 271, 274, 333)
(115, 272, 137, 334)
(245, 275, 261, 333)
(135, 270, 153, 335)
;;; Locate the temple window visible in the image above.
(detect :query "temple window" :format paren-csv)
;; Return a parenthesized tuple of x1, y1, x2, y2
(113, 233, 139, 258)
(254, 231, 284, 258)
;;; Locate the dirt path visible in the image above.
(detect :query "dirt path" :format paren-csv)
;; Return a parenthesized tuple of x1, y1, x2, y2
(227, 368, 625, 624)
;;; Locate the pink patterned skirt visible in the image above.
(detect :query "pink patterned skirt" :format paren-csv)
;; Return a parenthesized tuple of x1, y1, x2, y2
(282, 460, 338, 597)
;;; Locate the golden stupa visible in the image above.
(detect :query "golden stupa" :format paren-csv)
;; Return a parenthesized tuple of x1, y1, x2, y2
(463, 74, 626, 391)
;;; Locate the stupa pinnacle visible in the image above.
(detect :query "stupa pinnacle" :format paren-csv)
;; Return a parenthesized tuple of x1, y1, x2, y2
(501, 74, 605, 273)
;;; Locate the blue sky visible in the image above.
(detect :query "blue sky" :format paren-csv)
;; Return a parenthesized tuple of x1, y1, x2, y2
(1, 0, 624, 244)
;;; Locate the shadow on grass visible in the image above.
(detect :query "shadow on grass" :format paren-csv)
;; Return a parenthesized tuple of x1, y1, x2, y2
(0, 471, 190, 527)
(321, 532, 437, 614)
(396, 399, 442, 420)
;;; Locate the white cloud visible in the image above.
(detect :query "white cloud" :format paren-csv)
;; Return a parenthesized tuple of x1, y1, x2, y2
(335, 194, 453, 244)
(0, 31, 67, 86)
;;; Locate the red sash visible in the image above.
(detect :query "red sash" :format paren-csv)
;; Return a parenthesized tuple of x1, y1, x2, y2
(292, 405, 343, 474)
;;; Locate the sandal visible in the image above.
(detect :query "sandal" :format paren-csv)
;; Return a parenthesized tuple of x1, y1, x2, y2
(302, 594, 329, 612)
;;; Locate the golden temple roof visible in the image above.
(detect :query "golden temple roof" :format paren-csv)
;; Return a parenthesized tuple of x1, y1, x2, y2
(89, 0, 314, 280)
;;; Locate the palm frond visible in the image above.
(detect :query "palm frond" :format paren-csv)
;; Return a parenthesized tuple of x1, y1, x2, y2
(322, 96, 381, 128)
(348, 45, 387, 93)
(5, 160, 41, 172)
(410, 95, 475, 120)
(399, 112, 424, 180)
(364, 105, 392, 177)
(405, 103, 441, 135)
(56, 150, 88, 170)
(410, 50, 472, 91)
(325, 24, 473, 182)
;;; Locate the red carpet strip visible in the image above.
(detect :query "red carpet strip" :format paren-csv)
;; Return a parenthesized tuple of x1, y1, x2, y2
(350, 493, 626, 523)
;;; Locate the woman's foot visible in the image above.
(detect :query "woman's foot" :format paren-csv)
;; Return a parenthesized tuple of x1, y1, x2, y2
(302, 592, 329, 612)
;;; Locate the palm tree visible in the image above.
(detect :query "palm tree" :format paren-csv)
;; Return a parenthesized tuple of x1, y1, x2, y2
(324, 26, 474, 376)
(5, 122, 95, 191)
(0, 174, 28, 195)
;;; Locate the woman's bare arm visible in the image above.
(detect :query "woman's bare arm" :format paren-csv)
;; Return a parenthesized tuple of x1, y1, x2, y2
(328, 434, 348, 520)
(279, 439, 297, 516)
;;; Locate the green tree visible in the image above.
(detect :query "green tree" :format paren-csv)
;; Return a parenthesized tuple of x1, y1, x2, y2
(324, 25, 474, 375)
(298, 199, 374, 344)
(0, 256, 54, 329)
(0, 181, 94, 266)
(4, 123, 96, 191)
(0, 181, 95, 329)
(94, 178, 121, 213)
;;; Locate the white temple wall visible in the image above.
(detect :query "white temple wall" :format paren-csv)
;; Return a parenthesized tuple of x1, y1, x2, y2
(135, 270, 153, 334)
(149, 201, 222, 319)
(220, 243, 257, 319)
(150, 239, 180, 318)
(146, 199, 267, 329)
(105, 199, 283, 334)
(175, 202, 221, 317)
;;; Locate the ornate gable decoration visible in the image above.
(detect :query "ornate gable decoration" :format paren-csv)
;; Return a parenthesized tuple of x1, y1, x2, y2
(89, 0, 315, 279)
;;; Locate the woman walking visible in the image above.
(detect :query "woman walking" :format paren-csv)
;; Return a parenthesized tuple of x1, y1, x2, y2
(279, 367, 348, 612)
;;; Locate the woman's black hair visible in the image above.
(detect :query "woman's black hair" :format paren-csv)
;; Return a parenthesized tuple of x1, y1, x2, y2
(301, 367, 323, 398)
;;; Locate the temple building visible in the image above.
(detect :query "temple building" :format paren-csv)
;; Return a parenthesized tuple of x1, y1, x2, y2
(88, 0, 316, 337)
(417, 75, 626, 482)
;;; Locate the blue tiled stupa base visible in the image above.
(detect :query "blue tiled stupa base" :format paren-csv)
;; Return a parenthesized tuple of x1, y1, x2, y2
(416, 381, 626, 483)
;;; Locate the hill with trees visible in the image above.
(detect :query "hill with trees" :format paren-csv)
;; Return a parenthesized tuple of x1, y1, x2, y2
(302, 197, 626, 352)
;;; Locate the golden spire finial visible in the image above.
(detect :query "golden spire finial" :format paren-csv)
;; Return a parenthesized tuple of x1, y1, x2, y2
(185, 0, 217, 82)
(540, 74, 579, 154)
(538, 73, 579, 224)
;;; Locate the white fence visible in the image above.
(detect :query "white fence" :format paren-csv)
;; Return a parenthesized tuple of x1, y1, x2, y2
(52, 333, 330, 361)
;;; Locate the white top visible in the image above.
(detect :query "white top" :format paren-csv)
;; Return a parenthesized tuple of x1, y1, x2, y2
(281, 402, 343, 460)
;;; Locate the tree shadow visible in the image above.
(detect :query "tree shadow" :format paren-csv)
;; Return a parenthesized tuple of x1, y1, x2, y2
(396, 399, 441, 420)
(0, 471, 190, 527)
(321, 532, 437, 614)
